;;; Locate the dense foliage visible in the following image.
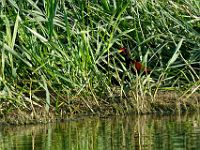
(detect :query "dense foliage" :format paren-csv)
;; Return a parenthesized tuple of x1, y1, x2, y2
(0, 0, 199, 117)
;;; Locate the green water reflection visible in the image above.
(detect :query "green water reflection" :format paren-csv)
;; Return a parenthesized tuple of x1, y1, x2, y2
(1, 114, 200, 150)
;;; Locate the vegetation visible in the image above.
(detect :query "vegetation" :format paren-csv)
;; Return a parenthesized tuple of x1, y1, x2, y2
(0, 0, 199, 124)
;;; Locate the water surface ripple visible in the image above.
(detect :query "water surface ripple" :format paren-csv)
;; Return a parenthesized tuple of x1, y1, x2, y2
(1, 114, 200, 150)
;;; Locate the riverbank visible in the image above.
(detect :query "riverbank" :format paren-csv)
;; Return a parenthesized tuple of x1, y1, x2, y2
(1, 90, 200, 125)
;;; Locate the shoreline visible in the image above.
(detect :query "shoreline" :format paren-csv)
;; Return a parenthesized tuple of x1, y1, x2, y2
(1, 91, 200, 125)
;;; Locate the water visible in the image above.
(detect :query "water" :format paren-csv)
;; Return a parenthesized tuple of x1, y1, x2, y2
(1, 114, 200, 150)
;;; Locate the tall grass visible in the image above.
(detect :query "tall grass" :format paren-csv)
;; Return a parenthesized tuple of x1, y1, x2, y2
(0, 0, 199, 118)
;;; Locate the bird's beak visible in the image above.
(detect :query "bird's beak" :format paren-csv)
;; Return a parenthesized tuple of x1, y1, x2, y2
(118, 49, 124, 53)
(118, 49, 123, 53)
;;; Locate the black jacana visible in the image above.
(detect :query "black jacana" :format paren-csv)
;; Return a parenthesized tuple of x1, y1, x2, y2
(118, 47, 151, 74)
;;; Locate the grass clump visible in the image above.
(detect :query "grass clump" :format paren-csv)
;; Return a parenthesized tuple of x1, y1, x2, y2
(0, 0, 200, 124)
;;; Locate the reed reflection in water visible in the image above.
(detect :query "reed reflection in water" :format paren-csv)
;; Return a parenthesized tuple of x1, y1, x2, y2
(1, 114, 200, 150)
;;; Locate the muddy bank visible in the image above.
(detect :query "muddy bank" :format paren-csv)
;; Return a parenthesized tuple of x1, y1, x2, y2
(1, 91, 200, 125)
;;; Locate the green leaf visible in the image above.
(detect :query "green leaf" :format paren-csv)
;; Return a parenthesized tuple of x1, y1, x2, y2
(166, 38, 184, 70)
(26, 27, 48, 43)
(0, 41, 32, 67)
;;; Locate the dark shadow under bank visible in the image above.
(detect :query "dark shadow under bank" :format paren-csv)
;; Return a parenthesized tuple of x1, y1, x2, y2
(0, 91, 200, 125)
